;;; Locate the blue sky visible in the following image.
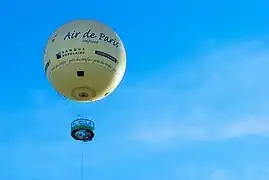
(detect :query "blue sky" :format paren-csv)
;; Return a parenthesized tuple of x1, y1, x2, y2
(2, 0, 269, 179)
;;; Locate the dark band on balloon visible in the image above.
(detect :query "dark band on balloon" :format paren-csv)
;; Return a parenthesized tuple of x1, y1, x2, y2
(95, 50, 118, 63)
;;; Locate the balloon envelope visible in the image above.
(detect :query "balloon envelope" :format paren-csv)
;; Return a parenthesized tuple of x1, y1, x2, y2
(43, 20, 126, 102)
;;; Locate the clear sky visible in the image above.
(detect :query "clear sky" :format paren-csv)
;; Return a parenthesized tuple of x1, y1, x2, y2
(2, 0, 269, 179)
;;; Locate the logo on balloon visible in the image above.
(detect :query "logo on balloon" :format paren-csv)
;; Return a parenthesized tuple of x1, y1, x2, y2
(56, 48, 85, 59)
(63, 29, 119, 48)
(44, 60, 51, 74)
(51, 33, 58, 43)
(95, 50, 118, 63)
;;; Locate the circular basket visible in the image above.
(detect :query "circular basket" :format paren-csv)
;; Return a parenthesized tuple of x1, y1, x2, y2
(71, 118, 95, 141)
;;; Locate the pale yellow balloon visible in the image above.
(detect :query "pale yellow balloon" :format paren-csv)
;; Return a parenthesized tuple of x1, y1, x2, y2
(43, 20, 126, 102)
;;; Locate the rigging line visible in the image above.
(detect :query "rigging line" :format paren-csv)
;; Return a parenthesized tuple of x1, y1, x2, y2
(81, 141, 84, 180)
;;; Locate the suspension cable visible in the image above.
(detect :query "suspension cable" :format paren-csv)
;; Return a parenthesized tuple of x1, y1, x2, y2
(80, 141, 84, 180)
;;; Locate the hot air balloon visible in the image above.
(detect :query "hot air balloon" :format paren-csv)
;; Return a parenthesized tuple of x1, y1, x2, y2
(43, 19, 126, 141)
